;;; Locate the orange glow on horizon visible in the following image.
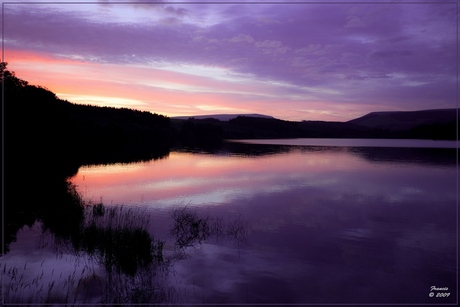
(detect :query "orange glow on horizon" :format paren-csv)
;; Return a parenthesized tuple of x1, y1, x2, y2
(5, 48, 366, 121)
(5, 49, 254, 116)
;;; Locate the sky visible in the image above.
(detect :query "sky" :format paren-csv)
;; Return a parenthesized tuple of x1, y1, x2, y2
(2, 0, 458, 121)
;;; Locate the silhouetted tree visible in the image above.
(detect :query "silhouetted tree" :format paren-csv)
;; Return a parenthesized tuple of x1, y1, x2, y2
(2, 63, 173, 254)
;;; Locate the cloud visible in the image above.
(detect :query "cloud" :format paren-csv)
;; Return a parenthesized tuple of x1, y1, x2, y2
(228, 34, 254, 43)
(3, 2, 457, 120)
(255, 40, 291, 55)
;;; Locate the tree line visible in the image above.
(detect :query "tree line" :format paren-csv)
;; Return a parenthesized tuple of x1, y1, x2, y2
(2, 63, 173, 254)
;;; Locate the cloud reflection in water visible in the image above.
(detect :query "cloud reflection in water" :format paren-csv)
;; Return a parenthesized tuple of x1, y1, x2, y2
(69, 143, 456, 303)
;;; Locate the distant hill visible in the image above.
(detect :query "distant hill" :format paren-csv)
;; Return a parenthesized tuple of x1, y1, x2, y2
(171, 113, 275, 121)
(348, 109, 457, 131)
(347, 109, 458, 140)
(174, 109, 457, 142)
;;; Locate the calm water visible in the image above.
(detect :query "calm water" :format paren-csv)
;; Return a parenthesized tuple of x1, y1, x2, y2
(230, 138, 458, 148)
(3, 139, 458, 304)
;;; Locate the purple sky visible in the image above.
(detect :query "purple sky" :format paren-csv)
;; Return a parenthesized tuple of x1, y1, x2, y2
(3, 0, 458, 121)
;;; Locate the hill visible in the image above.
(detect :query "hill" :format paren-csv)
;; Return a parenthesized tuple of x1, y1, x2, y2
(173, 115, 389, 145)
(348, 109, 457, 140)
(172, 113, 274, 121)
(173, 109, 457, 144)
(348, 109, 457, 130)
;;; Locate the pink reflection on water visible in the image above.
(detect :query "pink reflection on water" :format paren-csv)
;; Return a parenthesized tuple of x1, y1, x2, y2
(70, 149, 367, 207)
(12, 145, 458, 304)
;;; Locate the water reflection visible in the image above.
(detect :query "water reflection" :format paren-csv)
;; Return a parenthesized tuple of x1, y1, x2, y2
(171, 207, 247, 250)
(348, 146, 456, 167)
(1, 203, 248, 304)
(230, 138, 458, 148)
(7, 140, 457, 304)
(1, 203, 170, 304)
(71, 143, 457, 210)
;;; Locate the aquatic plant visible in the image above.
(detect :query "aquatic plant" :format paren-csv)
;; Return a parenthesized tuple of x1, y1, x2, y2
(171, 206, 212, 249)
(171, 206, 248, 250)
(1, 204, 172, 305)
(1, 253, 176, 305)
(79, 204, 164, 276)
(2, 204, 247, 304)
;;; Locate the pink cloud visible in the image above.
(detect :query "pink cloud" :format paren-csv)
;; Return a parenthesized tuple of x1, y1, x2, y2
(4, 2, 457, 121)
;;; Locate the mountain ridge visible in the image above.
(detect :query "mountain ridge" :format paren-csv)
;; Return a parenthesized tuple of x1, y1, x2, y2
(171, 113, 274, 121)
(348, 108, 457, 131)
(171, 108, 457, 128)
(172, 108, 458, 141)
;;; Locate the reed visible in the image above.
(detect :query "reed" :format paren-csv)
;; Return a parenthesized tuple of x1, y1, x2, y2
(1, 204, 172, 305)
(2, 204, 246, 304)
(170, 206, 248, 250)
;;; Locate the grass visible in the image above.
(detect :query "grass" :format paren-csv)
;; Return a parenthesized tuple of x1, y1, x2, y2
(2, 255, 96, 304)
(1, 204, 247, 305)
(79, 204, 164, 276)
(1, 254, 177, 305)
(1, 204, 175, 305)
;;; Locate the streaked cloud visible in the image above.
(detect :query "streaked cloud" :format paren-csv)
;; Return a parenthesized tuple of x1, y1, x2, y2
(3, 1, 457, 121)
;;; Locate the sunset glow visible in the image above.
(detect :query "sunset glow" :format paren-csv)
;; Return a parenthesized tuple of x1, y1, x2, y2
(3, 1, 457, 121)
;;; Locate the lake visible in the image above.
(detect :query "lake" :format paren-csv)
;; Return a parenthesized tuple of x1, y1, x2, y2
(2, 139, 457, 304)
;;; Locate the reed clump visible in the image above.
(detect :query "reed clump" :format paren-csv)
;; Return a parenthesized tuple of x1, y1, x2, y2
(171, 206, 248, 250)
(79, 204, 164, 276)
(1, 204, 171, 305)
(2, 203, 246, 304)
